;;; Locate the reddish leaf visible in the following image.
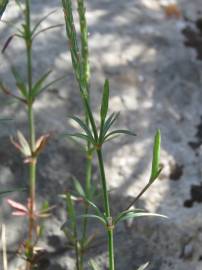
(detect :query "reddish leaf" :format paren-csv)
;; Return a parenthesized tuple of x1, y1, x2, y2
(7, 199, 28, 213)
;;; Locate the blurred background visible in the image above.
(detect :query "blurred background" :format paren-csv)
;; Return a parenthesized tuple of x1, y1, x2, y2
(0, 0, 202, 269)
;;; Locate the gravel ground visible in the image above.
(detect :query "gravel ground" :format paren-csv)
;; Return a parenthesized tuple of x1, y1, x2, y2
(1, 0, 202, 269)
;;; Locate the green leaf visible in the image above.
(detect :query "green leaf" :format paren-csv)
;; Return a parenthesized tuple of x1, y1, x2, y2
(89, 260, 100, 270)
(63, 132, 94, 144)
(125, 130, 162, 210)
(0, 187, 26, 199)
(78, 214, 106, 225)
(69, 115, 95, 143)
(11, 66, 28, 98)
(17, 131, 31, 157)
(150, 129, 161, 183)
(100, 79, 109, 121)
(31, 70, 52, 98)
(73, 177, 85, 197)
(66, 192, 76, 230)
(0, 118, 12, 122)
(137, 262, 149, 270)
(83, 198, 103, 217)
(104, 129, 136, 141)
(33, 24, 64, 40)
(62, 225, 76, 244)
(0, 0, 8, 18)
(36, 75, 66, 97)
(116, 211, 167, 224)
(114, 209, 145, 225)
(102, 112, 120, 137)
(31, 10, 57, 36)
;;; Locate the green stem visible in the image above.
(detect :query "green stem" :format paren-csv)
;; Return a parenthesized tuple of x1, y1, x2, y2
(108, 230, 115, 270)
(77, 1, 92, 267)
(25, 1, 36, 269)
(80, 154, 92, 268)
(75, 235, 80, 270)
(96, 149, 110, 216)
(96, 149, 115, 270)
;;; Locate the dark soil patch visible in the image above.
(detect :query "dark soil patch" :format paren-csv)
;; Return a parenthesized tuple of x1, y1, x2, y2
(182, 18, 202, 60)
(169, 163, 183, 181)
(184, 184, 202, 208)
(188, 116, 202, 150)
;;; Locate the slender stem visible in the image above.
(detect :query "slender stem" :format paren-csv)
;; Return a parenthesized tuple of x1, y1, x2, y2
(96, 149, 115, 270)
(108, 230, 115, 270)
(77, 1, 92, 267)
(62, 2, 115, 269)
(96, 150, 110, 216)
(74, 232, 80, 270)
(80, 154, 92, 269)
(25, 1, 36, 269)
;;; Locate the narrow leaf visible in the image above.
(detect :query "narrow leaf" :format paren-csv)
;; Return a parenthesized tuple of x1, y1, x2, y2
(33, 24, 64, 40)
(114, 209, 145, 225)
(137, 262, 149, 270)
(17, 131, 31, 157)
(102, 112, 120, 137)
(116, 212, 167, 224)
(11, 66, 28, 98)
(31, 70, 52, 98)
(89, 260, 100, 270)
(78, 214, 106, 225)
(31, 10, 57, 36)
(7, 199, 28, 213)
(150, 129, 161, 183)
(0, 187, 26, 198)
(66, 192, 76, 230)
(100, 79, 109, 121)
(73, 177, 85, 197)
(63, 132, 94, 144)
(36, 75, 66, 96)
(2, 34, 15, 54)
(0, 0, 8, 18)
(69, 115, 95, 143)
(104, 129, 136, 141)
(83, 198, 103, 217)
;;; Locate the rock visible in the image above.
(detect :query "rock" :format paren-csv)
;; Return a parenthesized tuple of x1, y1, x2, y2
(1, 0, 202, 270)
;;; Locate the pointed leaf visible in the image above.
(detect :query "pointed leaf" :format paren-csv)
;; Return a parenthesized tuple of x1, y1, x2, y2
(11, 66, 28, 98)
(17, 131, 31, 156)
(0, 0, 8, 18)
(12, 211, 27, 216)
(31, 70, 52, 98)
(89, 260, 100, 270)
(7, 199, 28, 213)
(102, 112, 120, 137)
(78, 214, 106, 225)
(66, 193, 76, 230)
(104, 129, 136, 141)
(2, 34, 15, 54)
(0, 187, 26, 198)
(69, 115, 95, 143)
(31, 10, 57, 36)
(63, 132, 94, 144)
(137, 262, 149, 270)
(116, 211, 167, 224)
(73, 177, 85, 197)
(114, 209, 145, 225)
(100, 79, 109, 121)
(33, 24, 64, 40)
(83, 198, 103, 217)
(150, 129, 161, 183)
(36, 75, 66, 96)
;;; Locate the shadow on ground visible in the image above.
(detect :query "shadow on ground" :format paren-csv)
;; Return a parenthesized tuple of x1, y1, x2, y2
(1, 0, 202, 269)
